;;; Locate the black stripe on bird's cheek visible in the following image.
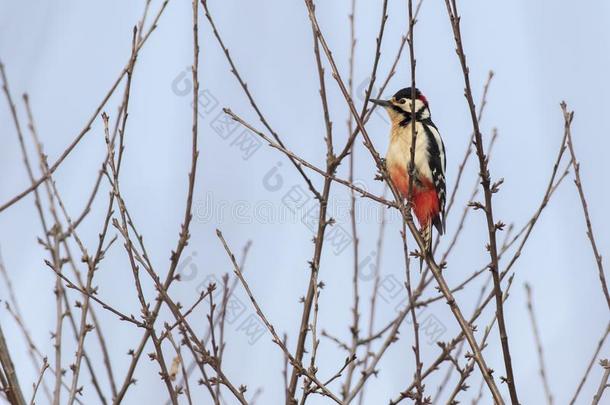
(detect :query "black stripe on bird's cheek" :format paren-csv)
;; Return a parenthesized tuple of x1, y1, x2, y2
(398, 105, 430, 127)
(391, 105, 405, 115)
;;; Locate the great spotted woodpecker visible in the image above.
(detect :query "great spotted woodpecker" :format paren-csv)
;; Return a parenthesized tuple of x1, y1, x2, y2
(371, 87, 446, 261)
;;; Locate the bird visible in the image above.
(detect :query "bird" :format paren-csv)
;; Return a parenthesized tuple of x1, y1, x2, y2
(371, 87, 446, 265)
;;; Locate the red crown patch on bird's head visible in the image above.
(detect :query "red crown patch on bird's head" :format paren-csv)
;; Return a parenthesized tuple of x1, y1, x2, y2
(417, 93, 428, 106)
(392, 87, 428, 107)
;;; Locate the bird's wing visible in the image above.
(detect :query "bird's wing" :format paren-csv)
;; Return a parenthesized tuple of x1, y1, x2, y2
(423, 121, 446, 234)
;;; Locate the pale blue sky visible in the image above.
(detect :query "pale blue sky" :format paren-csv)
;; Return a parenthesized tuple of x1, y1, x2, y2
(1, 1, 609, 404)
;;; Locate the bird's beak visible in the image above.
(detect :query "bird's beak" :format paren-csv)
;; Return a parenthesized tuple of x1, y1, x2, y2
(370, 98, 391, 107)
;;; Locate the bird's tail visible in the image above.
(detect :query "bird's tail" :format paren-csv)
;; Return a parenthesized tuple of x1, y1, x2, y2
(419, 221, 432, 272)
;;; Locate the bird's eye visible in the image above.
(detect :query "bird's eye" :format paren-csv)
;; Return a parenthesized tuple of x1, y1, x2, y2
(398, 98, 406, 104)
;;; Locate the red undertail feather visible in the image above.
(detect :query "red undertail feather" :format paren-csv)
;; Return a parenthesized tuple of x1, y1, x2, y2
(389, 166, 440, 264)
(412, 186, 440, 230)
(389, 168, 440, 228)
(413, 186, 438, 265)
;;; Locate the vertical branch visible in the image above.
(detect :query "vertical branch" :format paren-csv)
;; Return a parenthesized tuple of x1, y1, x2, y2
(442, 1, 519, 402)
(217, 275, 230, 399)
(301, 276, 322, 405)
(207, 291, 222, 401)
(524, 283, 553, 405)
(283, 333, 290, 404)
(51, 225, 64, 405)
(401, 221, 423, 403)
(343, 0, 360, 397)
(405, 0, 418, 210)
(405, 1, 423, 402)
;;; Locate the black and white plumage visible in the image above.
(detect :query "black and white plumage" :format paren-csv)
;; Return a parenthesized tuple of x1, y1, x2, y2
(371, 87, 447, 255)
(420, 117, 447, 234)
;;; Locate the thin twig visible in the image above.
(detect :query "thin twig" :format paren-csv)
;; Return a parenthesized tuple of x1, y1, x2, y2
(592, 360, 610, 405)
(342, 0, 360, 397)
(28, 358, 49, 405)
(402, 220, 424, 404)
(525, 283, 553, 405)
(570, 322, 610, 405)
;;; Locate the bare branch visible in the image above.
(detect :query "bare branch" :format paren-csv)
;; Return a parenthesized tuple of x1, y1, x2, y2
(524, 283, 553, 405)
(562, 102, 610, 312)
